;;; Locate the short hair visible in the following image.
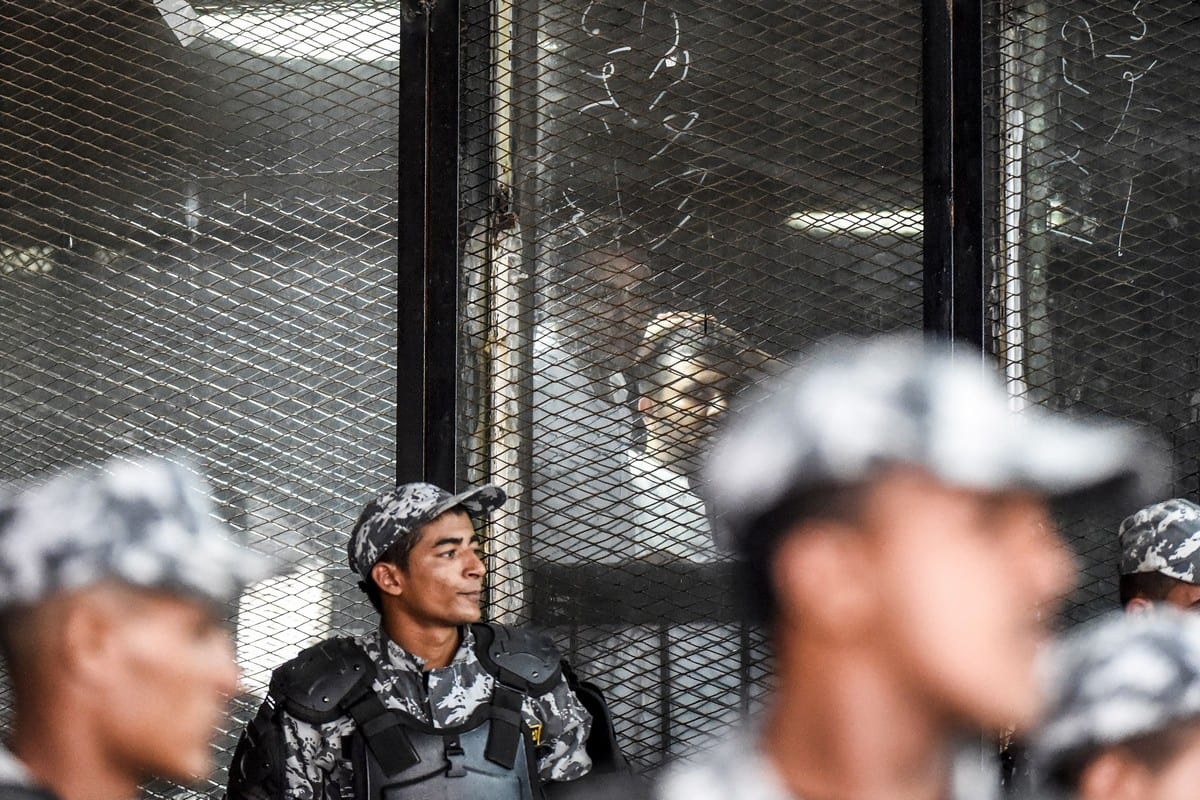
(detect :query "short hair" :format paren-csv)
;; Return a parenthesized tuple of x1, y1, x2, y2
(358, 508, 472, 614)
(1119, 571, 1186, 607)
(735, 482, 867, 628)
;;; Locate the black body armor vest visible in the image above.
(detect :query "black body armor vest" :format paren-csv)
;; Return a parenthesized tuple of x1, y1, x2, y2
(349, 704, 539, 800)
(265, 623, 562, 800)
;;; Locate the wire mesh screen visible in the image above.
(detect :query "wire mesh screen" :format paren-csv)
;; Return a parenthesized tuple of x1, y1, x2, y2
(0, 1, 398, 795)
(987, 0, 1199, 625)
(461, 0, 925, 772)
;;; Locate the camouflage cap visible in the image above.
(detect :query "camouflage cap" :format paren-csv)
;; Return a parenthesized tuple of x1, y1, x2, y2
(347, 482, 506, 578)
(0, 454, 284, 607)
(1032, 609, 1200, 783)
(705, 334, 1168, 554)
(1119, 498, 1200, 584)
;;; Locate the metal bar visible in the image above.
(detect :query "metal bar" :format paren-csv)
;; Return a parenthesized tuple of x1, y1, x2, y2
(488, 0, 530, 625)
(511, 0, 541, 607)
(425, 0, 462, 487)
(923, 0, 986, 349)
(398, 4, 430, 481)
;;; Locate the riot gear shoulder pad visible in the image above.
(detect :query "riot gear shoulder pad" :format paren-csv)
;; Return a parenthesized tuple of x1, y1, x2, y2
(268, 637, 376, 725)
(471, 622, 562, 694)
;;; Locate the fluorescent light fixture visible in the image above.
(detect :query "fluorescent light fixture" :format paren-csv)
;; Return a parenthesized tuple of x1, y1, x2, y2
(786, 208, 922, 236)
(199, 4, 401, 63)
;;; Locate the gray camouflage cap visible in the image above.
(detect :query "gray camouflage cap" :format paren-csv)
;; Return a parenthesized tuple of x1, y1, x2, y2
(1119, 498, 1200, 584)
(705, 334, 1168, 554)
(347, 482, 506, 578)
(1032, 608, 1200, 784)
(0, 454, 284, 607)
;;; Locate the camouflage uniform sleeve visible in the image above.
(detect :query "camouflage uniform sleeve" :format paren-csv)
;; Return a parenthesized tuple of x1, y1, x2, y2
(276, 711, 351, 800)
(528, 672, 594, 782)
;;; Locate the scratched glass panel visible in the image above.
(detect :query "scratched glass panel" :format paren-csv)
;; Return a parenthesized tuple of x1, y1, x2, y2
(0, 2, 399, 796)
(988, 0, 1199, 624)
(459, 0, 923, 772)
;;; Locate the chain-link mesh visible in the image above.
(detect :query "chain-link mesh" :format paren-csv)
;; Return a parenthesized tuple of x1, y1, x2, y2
(987, 0, 1197, 626)
(461, 0, 925, 772)
(0, 1, 398, 795)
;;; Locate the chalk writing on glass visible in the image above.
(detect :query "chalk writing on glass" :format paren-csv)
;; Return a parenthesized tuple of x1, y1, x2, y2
(1054, 1, 1159, 256)
(561, 0, 708, 251)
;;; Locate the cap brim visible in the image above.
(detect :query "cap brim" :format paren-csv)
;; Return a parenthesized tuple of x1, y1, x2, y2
(1000, 412, 1169, 509)
(429, 484, 508, 521)
(173, 524, 293, 604)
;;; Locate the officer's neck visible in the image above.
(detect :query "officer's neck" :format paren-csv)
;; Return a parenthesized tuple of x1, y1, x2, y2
(382, 612, 463, 670)
(762, 636, 955, 800)
(11, 703, 139, 800)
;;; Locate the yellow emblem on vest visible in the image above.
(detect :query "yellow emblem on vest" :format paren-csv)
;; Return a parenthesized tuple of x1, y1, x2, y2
(529, 722, 543, 746)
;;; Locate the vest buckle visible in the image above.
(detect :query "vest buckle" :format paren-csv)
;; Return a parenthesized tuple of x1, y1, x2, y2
(444, 734, 468, 778)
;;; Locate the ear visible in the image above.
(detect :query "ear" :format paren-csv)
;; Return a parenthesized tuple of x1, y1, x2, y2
(1125, 596, 1155, 615)
(371, 561, 406, 600)
(1077, 749, 1147, 800)
(771, 522, 875, 640)
(637, 395, 654, 415)
(59, 594, 121, 688)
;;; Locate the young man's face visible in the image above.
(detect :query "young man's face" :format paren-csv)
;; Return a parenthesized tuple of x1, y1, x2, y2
(851, 468, 1074, 730)
(391, 510, 486, 628)
(640, 354, 731, 474)
(98, 589, 239, 783)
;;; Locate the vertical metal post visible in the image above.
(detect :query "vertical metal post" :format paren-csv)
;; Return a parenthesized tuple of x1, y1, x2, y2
(398, 4, 427, 482)
(398, 0, 460, 485)
(923, 0, 986, 350)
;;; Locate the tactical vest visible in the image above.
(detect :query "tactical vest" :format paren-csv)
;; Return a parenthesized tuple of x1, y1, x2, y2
(265, 623, 562, 800)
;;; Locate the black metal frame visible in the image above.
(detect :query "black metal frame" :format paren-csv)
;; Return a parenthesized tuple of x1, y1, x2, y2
(403, 0, 990, 474)
(922, 0, 986, 350)
(398, 0, 461, 486)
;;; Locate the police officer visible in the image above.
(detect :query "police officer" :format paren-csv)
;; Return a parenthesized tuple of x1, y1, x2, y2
(0, 454, 283, 800)
(227, 482, 594, 799)
(1118, 498, 1200, 612)
(1031, 609, 1200, 800)
(654, 334, 1166, 800)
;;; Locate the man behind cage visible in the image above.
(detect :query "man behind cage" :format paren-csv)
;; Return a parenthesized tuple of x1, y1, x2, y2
(226, 481, 596, 800)
(531, 229, 655, 565)
(654, 333, 1166, 800)
(623, 311, 773, 757)
(0, 454, 284, 800)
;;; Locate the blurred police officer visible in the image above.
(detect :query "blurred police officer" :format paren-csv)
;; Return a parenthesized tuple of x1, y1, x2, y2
(1118, 498, 1200, 612)
(226, 482, 594, 800)
(655, 334, 1165, 800)
(0, 454, 282, 800)
(1031, 609, 1200, 800)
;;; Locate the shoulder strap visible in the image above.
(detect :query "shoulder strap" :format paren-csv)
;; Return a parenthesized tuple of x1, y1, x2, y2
(269, 637, 420, 777)
(472, 623, 565, 773)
